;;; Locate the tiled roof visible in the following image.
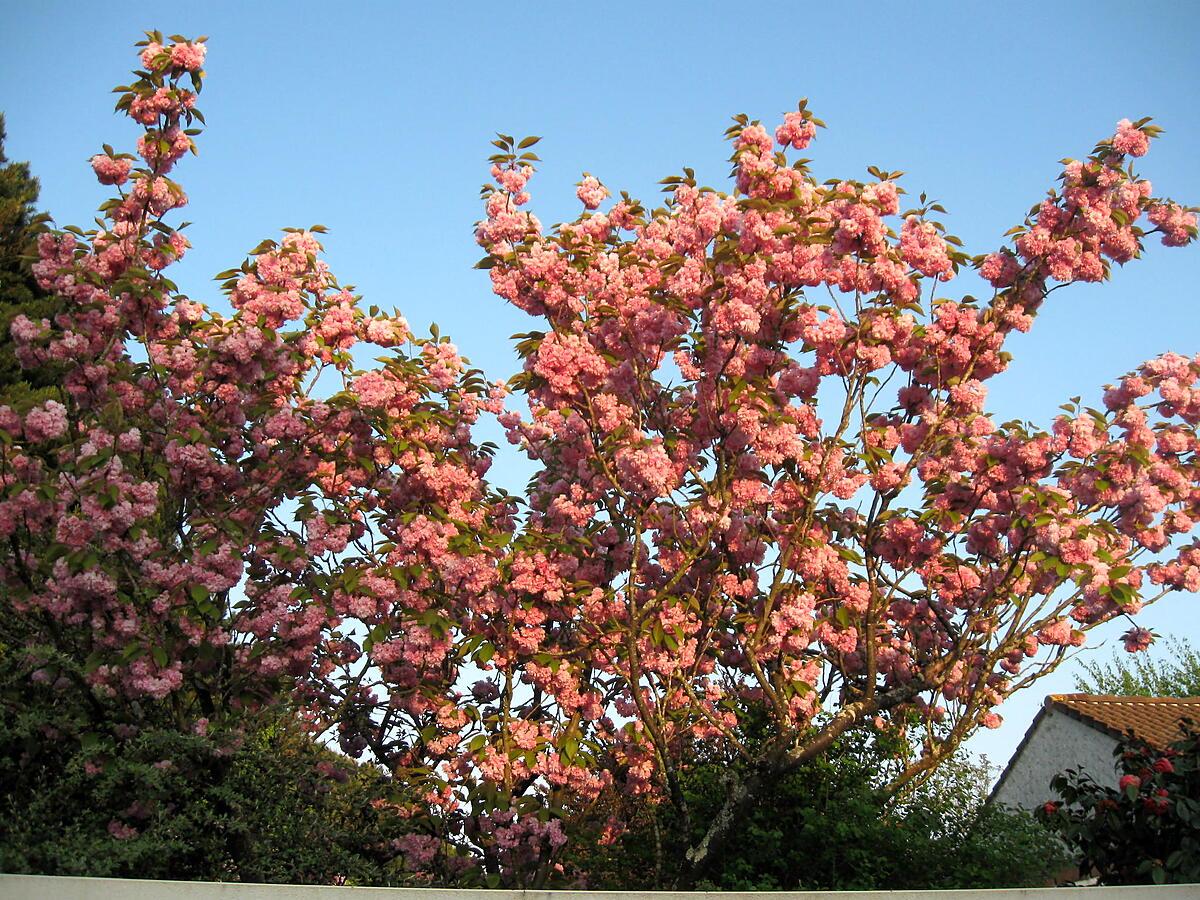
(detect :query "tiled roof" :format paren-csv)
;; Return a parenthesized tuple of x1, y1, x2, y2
(1049, 693, 1200, 748)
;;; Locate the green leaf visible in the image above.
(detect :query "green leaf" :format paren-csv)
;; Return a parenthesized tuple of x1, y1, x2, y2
(562, 735, 579, 763)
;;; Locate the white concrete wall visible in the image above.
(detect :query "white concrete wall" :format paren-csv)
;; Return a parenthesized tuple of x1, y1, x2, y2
(2, 877, 1200, 899)
(992, 706, 1119, 812)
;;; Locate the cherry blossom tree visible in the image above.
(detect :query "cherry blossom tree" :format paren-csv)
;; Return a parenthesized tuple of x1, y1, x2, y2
(1, 32, 505, 747)
(467, 106, 1199, 882)
(3, 32, 1198, 888)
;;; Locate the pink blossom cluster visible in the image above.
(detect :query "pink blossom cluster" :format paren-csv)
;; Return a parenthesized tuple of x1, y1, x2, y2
(140, 39, 206, 73)
(576, 175, 608, 209)
(90, 154, 133, 185)
(1148, 201, 1198, 247)
(899, 216, 954, 280)
(775, 109, 817, 150)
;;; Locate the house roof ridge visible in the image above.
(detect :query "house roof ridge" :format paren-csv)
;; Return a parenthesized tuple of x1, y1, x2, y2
(1044, 693, 1199, 749)
(1049, 693, 1200, 705)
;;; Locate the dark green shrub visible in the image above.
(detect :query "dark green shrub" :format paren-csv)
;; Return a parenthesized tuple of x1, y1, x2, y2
(0, 712, 404, 884)
(568, 729, 1067, 890)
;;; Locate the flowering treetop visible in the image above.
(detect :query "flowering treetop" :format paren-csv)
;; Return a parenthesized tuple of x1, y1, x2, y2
(472, 96, 1198, 876)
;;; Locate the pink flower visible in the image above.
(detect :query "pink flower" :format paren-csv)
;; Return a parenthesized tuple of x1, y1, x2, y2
(1112, 119, 1149, 158)
(24, 400, 68, 442)
(870, 463, 906, 492)
(394, 833, 440, 871)
(107, 820, 138, 840)
(10, 314, 48, 343)
(493, 163, 532, 194)
(1119, 774, 1142, 791)
(775, 110, 817, 150)
(714, 299, 761, 338)
(90, 155, 133, 186)
(1037, 619, 1077, 647)
(862, 181, 899, 215)
(169, 42, 207, 72)
(1147, 201, 1197, 247)
(900, 216, 954, 280)
(136, 127, 191, 172)
(615, 439, 678, 497)
(471, 679, 500, 701)
(949, 379, 988, 412)
(1122, 626, 1155, 653)
(979, 251, 1019, 288)
(576, 175, 608, 210)
(139, 42, 165, 70)
(364, 316, 409, 347)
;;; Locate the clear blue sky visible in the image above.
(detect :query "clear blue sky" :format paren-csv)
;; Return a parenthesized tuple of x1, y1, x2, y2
(3, 1, 1198, 770)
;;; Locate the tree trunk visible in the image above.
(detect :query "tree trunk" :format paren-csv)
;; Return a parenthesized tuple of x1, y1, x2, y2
(679, 767, 765, 888)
